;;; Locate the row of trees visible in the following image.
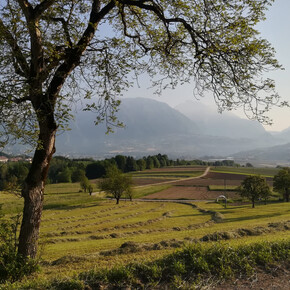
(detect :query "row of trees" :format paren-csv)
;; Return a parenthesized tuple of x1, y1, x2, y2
(86, 154, 172, 179)
(46, 155, 240, 182)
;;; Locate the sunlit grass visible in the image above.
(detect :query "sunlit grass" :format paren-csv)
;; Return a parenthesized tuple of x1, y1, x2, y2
(133, 184, 172, 198)
(1, 179, 289, 282)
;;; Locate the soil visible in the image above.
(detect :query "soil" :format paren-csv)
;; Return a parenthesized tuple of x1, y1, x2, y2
(142, 185, 239, 200)
(139, 169, 272, 200)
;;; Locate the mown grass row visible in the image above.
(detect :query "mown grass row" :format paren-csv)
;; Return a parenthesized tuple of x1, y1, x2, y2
(6, 239, 289, 289)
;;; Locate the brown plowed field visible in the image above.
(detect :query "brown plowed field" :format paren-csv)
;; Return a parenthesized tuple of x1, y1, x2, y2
(141, 170, 272, 200)
(142, 186, 239, 200)
(172, 172, 273, 187)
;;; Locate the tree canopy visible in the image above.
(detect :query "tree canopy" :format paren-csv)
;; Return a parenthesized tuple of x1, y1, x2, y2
(239, 175, 271, 208)
(273, 168, 290, 202)
(99, 166, 133, 204)
(0, 0, 283, 259)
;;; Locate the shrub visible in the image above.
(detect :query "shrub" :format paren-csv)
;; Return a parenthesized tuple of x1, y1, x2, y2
(0, 208, 39, 283)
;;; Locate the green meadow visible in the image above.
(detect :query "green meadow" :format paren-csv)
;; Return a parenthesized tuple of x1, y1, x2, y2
(0, 167, 289, 288)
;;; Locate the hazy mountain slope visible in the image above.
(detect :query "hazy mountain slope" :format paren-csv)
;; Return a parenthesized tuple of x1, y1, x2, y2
(271, 127, 290, 143)
(55, 98, 200, 156)
(233, 142, 290, 163)
(175, 100, 270, 139)
(54, 98, 284, 158)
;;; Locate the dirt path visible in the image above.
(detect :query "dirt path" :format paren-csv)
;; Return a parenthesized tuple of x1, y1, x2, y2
(134, 166, 211, 188)
(92, 167, 210, 197)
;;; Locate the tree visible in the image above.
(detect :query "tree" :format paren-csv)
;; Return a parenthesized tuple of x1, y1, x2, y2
(239, 175, 271, 208)
(85, 162, 106, 179)
(80, 176, 90, 193)
(99, 166, 133, 204)
(273, 168, 290, 202)
(125, 186, 134, 202)
(125, 156, 138, 172)
(88, 184, 94, 196)
(0, 0, 282, 259)
(136, 159, 146, 171)
(71, 169, 86, 183)
(115, 155, 127, 172)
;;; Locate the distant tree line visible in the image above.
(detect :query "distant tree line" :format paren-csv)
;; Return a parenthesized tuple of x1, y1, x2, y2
(0, 154, 241, 189)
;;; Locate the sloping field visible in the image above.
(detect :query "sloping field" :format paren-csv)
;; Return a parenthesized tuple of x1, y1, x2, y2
(1, 188, 289, 285)
(132, 177, 176, 186)
(131, 166, 206, 186)
(31, 199, 290, 278)
(142, 186, 239, 200)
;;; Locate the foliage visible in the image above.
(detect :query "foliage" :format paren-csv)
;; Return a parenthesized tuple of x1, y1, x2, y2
(0, 208, 38, 283)
(0, 162, 30, 192)
(99, 166, 133, 204)
(273, 168, 290, 202)
(79, 176, 91, 193)
(239, 175, 271, 208)
(12, 239, 290, 288)
(48, 157, 87, 184)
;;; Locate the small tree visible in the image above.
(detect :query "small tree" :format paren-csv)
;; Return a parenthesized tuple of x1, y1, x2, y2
(80, 176, 90, 193)
(125, 186, 134, 202)
(273, 168, 290, 202)
(100, 166, 133, 204)
(239, 175, 270, 208)
(88, 184, 94, 196)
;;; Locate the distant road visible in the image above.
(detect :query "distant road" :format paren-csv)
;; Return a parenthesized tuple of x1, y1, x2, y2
(134, 166, 210, 188)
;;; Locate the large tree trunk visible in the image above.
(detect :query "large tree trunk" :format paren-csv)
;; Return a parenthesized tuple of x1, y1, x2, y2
(18, 122, 56, 258)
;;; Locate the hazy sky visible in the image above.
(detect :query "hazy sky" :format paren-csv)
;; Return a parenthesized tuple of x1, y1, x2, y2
(123, 0, 290, 132)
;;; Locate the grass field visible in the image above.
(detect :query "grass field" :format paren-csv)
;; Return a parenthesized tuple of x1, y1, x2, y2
(211, 166, 279, 177)
(0, 166, 289, 287)
(1, 192, 289, 281)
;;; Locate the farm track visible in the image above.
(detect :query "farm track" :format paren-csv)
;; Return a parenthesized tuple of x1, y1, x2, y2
(134, 166, 211, 188)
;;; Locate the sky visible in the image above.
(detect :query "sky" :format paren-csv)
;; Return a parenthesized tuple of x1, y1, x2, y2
(122, 0, 290, 132)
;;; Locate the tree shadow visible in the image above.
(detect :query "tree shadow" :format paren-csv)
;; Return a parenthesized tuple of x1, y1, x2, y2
(225, 212, 283, 223)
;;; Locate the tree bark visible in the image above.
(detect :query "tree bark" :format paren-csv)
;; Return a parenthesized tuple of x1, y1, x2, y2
(18, 121, 56, 258)
(252, 199, 255, 208)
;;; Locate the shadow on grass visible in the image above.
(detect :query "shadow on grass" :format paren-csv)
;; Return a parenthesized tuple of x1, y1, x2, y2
(43, 201, 100, 211)
(225, 212, 283, 223)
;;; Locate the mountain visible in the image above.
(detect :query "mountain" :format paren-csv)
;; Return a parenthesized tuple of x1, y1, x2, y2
(270, 127, 290, 143)
(55, 98, 200, 157)
(6, 97, 289, 161)
(233, 142, 290, 165)
(175, 100, 270, 140)
(54, 97, 283, 158)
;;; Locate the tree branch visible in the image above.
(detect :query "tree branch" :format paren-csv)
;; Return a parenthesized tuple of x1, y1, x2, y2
(16, 0, 34, 21)
(47, 0, 116, 99)
(49, 17, 72, 47)
(34, 0, 56, 19)
(0, 19, 29, 77)
(118, 0, 202, 56)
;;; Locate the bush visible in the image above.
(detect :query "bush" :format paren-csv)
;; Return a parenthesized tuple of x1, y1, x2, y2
(0, 208, 39, 283)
